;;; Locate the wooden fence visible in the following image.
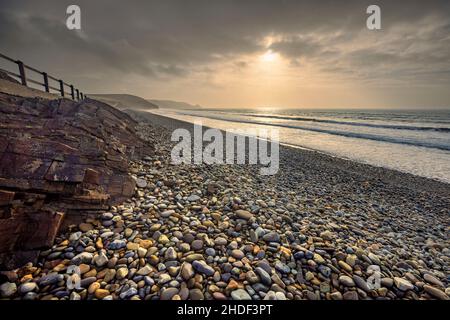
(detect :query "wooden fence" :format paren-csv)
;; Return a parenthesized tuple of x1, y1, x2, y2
(0, 52, 86, 100)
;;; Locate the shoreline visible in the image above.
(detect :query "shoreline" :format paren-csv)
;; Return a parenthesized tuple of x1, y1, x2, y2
(131, 109, 450, 197)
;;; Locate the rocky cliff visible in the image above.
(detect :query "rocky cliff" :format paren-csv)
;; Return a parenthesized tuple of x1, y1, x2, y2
(0, 90, 152, 269)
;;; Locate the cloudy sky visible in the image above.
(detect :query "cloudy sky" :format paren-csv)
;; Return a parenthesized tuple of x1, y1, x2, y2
(1, 0, 449, 108)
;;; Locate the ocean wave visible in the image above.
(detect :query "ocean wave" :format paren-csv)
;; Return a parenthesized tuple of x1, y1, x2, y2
(238, 114, 450, 132)
(180, 113, 450, 151)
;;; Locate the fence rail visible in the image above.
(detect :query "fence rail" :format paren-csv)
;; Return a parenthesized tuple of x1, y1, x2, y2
(0, 52, 86, 101)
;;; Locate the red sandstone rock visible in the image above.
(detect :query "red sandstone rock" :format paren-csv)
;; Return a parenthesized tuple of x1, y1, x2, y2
(0, 92, 152, 268)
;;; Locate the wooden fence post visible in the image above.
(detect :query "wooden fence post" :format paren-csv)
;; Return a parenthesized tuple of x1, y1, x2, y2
(42, 72, 49, 92)
(70, 85, 75, 100)
(17, 61, 27, 86)
(59, 80, 65, 97)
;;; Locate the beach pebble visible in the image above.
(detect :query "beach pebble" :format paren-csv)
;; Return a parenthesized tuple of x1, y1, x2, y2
(235, 210, 253, 220)
(231, 289, 252, 300)
(0, 282, 17, 298)
(192, 260, 215, 276)
(394, 277, 414, 291)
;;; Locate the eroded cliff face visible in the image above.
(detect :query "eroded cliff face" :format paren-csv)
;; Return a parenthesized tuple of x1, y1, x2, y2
(0, 92, 152, 268)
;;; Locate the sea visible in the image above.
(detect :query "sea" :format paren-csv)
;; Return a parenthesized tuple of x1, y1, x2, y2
(149, 108, 450, 184)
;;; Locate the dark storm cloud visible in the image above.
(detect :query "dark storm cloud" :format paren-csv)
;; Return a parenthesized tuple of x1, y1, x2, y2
(0, 0, 449, 88)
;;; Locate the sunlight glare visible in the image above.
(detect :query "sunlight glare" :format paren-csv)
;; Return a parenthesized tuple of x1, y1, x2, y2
(261, 50, 278, 62)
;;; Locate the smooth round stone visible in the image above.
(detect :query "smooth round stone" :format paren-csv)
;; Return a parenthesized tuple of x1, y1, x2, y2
(214, 237, 227, 246)
(137, 265, 152, 276)
(19, 282, 37, 294)
(179, 243, 191, 252)
(189, 288, 204, 300)
(318, 265, 331, 278)
(394, 277, 414, 291)
(235, 210, 253, 220)
(343, 291, 359, 300)
(256, 260, 272, 275)
(293, 251, 304, 260)
(0, 282, 17, 298)
(88, 282, 100, 294)
(70, 292, 81, 300)
(192, 260, 215, 276)
(39, 273, 63, 286)
(158, 235, 170, 244)
(231, 289, 252, 300)
(346, 255, 357, 267)
(160, 210, 175, 218)
(116, 267, 129, 280)
(64, 252, 75, 259)
(313, 254, 325, 264)
(138, 247, 148, 258)
(102, 212, 113, 220)
(305, 251, 314, 259)
(124, 228, 133, 237)
(160, 287, 179, 300)
(100, 231, 114, 238)
(191, 240, 204, 251)
(320, 230, 334, 241)
(23, 292, 37, 300)
(205, 248, 216, 256)
(255, 267, 272, 286)
(262, 232, 280, 243)
(136, 178, 147, 188)
(231, 249, 245, 259)
(249, 230, 258, 243)
(246, 271, 259, 284)
(127, 242, 139, 250)
(144, 276, 155, 286)
(338, 261, 352, 272)
(339, 275, 355, 287)
(71, 252, 93, 265)
(423, 274, 444, 287)
(330, 291, 343, 300)
(119, 287, 138, 299)
(423, 285, 449, 300)
(187, 194, 201, 202)
(181, 263, 195, 280)
(353, 275, 370, 292)
(69, 232, 82, 242)
(183, 233, 195, 243)
(320, 282, 331, 293)
(102, 220, 114, 227)
(263, 291, 277, 300)
(165, 247, 177, 260)
(108, 240, 126, 250)
(274, 261, 290, 274)
(95, 289, 110, 299)
(104, 269, 116, 283)
(80, 277, 97, 287)
(275, 292, 287, 300)
(213, 292, 227, 300)
(158, 273, 171, 285)
(173, 231, 183, 239)
(94, 252, 109, 267)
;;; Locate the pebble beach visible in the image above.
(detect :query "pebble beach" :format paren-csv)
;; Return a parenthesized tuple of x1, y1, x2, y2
(1, 111, 449, 301)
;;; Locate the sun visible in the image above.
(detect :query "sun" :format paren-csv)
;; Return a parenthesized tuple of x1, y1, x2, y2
(261, 50, 278, 62)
